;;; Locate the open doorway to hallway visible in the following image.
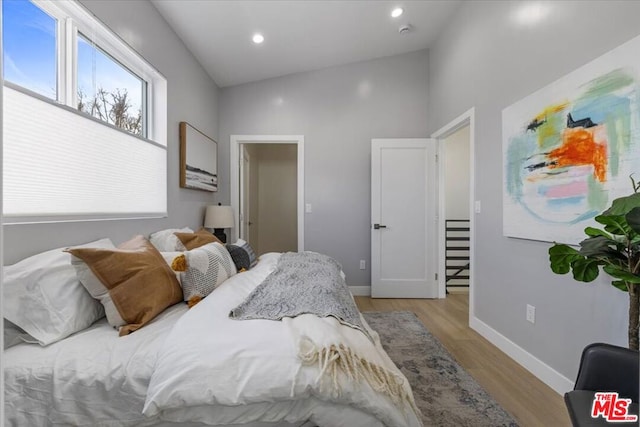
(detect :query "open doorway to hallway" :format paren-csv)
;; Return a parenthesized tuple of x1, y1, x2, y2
(240, 143, 297, 255)
(431, 107, 475, 323)
(442, 126, 471, 294)
(230, 134, 305, 254)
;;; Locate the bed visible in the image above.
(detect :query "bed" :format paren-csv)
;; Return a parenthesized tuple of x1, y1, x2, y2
(4, 230, 421, 427)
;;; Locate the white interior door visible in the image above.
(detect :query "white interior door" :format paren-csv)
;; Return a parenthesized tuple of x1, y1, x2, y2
(371, 138, 438, 298)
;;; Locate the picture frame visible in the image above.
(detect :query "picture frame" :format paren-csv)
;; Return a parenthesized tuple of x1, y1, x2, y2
(179, 121, 218, 192)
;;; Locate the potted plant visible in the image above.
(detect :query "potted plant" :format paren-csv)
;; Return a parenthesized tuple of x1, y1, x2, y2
(548, 177, 640, 350)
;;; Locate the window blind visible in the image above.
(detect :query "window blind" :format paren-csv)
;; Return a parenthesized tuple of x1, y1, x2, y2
(3, 86, 167, 222)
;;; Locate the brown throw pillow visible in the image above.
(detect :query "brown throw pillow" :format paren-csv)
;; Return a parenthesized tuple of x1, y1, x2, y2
(65, 235, 183, 336)
(174, 227, 221, 251)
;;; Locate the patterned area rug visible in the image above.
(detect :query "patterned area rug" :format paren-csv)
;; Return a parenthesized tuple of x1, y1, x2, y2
(363, 311, 519, 427)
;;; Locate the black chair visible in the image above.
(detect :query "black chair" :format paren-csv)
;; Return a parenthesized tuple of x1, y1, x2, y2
(565, 343, 639, 426)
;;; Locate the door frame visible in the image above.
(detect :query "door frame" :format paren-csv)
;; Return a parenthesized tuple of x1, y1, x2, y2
(239, 145, 251, 241)
(431, 108, 475, 313)
(230, 135, 304, 251)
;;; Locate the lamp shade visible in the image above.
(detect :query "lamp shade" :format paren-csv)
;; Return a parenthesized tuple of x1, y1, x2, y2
(204, 205, 234, 229)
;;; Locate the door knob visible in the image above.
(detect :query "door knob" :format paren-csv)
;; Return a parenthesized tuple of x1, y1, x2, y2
(373, 224, 387, 230)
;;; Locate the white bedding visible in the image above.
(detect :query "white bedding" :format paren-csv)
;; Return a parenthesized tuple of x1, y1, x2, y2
(143, 252, 420, 426)
(4, 303, 187, 426)
(5, 252, 420, 427)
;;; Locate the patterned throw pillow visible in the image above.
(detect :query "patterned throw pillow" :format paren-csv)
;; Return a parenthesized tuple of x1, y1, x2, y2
(171, 242, 237, 307)
(160, 251, 183, 286)
(226, 239, 258, 272)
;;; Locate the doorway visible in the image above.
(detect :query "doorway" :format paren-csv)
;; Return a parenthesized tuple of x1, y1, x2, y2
(431, 108, 475, 317)
(442, 126, 471, 294)
(230, 135, 305, 253)
(241, 144, 297, 255)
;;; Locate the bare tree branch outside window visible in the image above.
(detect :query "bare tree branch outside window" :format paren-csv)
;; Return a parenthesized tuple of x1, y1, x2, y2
(77, 87, 142, 136)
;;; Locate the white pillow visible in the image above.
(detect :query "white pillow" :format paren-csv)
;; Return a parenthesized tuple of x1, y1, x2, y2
(149, 227, 193, 251)
(3, 238, 114, 346)
(3, 319, 38, 349)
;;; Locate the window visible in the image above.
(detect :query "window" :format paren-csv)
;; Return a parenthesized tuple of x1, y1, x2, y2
(77, 33, 146, 136)
(3, 0, 168, 222)
(2, 0, 152, 137)
(2, 0, 57, 99)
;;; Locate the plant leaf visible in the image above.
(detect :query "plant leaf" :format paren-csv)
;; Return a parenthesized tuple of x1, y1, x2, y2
(584, 227, 612, 239)
(626, 207, 640, 235)
(612, 280, 630, 292)
(570, 258, 600, 282)
(595, 214, 631, 235)
(602, 192, 640, 216)
(549, 244, 582, 274)
(603, 265, 640, 283)
(578, 236, 621, 258)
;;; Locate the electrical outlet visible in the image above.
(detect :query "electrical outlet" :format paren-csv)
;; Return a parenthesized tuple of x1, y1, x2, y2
(526, 304, 536, 324)
(305, 203, 312, 213)
(359, 260, 366, 270)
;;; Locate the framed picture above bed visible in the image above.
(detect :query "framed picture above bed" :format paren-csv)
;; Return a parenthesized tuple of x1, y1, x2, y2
(179, 121, 218, 192)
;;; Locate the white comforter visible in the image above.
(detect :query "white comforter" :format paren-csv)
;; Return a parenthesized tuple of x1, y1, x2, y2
(143, 253, 421, 427)
(5, 253, 421, 427)
(4, 303, 188, 427)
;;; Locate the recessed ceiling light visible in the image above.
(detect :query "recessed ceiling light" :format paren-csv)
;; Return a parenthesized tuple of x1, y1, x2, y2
(513, 2, 549, 26)
(391, 7, 403, 18)
(252, 33, 264, 44)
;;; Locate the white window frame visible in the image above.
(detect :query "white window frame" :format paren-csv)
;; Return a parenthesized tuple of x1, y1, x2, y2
(3, 0, 168, 223)
(8, 0, 166, 145)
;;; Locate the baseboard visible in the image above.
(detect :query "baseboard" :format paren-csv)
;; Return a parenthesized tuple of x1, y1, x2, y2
(349, 286, 371, 296)
(470, 315, 574, 395)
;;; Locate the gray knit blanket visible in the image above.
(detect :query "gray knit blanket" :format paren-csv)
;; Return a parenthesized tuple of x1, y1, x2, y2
(229, 252, 371, 341)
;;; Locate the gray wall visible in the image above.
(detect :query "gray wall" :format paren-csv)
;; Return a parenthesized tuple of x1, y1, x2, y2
(219, 50, 429, 285)
(4, 0, 221, 264)
(428, 0, 640, 381)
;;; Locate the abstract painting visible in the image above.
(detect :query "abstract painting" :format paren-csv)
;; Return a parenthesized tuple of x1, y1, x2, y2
(503, 35, 640, 244)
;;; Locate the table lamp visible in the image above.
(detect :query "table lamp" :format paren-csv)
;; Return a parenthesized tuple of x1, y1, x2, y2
(204, 204, 234, 243)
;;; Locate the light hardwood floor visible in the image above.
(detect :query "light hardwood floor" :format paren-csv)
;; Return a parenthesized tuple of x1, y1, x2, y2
(354, 293, 570, 427)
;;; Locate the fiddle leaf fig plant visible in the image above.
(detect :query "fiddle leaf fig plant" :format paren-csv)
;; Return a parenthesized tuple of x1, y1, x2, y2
(549, 176, 640, 350)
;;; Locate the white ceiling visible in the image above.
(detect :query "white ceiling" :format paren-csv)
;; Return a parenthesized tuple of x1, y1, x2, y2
(151, 1, 462, 88)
